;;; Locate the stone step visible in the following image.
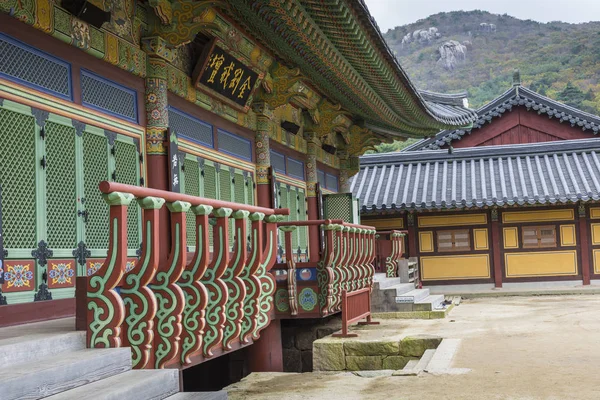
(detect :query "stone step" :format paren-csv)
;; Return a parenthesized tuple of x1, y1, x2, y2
(0, 330, 86, 368)
(403, 359, 419, 370)
(0, 347, 132, 400)
(413, 349, 436, 373)
(47, 369, 179, 400)
(386, 283, 415, 296)
(395, 288, 430, 304)
(425, 339, 462, 372)
(165, 391, 228, 400)
(374, 276, 402, 290)
(414, 295, 446, 311)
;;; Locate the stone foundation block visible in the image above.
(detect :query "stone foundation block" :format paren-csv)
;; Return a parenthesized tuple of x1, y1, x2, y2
(344, 340, 400, 356)
(345, 356, 383, 371)
(399, 336, 443, 357)
(372, 311, 431, 319)
(283, 348, 302, 372)
(313, 338, 346, 371)
(382, 355, 415, 370)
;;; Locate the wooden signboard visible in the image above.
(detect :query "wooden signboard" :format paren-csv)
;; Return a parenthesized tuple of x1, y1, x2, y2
(193, 40, 260, 112)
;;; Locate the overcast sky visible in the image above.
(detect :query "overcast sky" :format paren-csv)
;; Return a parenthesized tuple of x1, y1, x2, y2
(364, 0, 600, 31)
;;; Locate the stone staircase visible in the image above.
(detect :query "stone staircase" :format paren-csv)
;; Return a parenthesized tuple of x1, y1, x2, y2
(0, 319, 227, 400)
(371, 273, 445, 313)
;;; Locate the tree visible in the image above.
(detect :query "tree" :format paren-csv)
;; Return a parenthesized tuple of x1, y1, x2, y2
(557, 82, 586, 109)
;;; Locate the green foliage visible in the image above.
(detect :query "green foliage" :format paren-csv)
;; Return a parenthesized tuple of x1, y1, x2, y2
(384, 11, 600, 114)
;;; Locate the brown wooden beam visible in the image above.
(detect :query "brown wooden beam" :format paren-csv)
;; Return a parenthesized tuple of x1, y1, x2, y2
(0, 298, 75, 328)
(491, 219, 503, 288)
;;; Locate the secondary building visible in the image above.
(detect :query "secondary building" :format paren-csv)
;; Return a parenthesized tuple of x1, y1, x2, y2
(353, 76, 600, 288)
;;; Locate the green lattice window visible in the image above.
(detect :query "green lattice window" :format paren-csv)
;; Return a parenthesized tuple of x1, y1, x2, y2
(114, 139, 140, 250)
(246, 174, 255, 206)
(184, 157, 200, 248)
(289, 186, 298, 249)
(218, 168, 234, 245)
(82, 131, 109, 250)
(203, 162, 217, 247)
(0, 107, 37, 250)
(45, 121, 77, 250)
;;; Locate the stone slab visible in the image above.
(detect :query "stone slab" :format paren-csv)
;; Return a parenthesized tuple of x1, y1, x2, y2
(382, 355, 414, 370)
(313, 338, 345, 371)
(425, 339, 461, 372)
(345, 356, 383, 371)
(399, 335, 443, 357)
(344, 340, 400, 356)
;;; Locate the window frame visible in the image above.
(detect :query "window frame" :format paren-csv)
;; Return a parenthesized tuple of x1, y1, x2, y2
(521, 225, 557, 249)
(436, 229, 472, 253)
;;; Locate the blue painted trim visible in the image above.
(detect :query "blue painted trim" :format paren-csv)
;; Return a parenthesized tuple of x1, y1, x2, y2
(287, 156, 305, 180)
(217, 128, 253, 162)
(0, 33, 73, 101)
(80, 69, 138, 123)
(270, 149, 286, 174)
(168, 106, 214, 148)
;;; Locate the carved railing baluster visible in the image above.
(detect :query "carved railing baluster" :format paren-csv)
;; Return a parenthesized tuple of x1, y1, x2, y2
(367, 230, 377, 289)
(280, 226, 298, 316)
(121, 196, 164, 369)
(178, 205, 212, 365)
(150, 201, 190, 369)
(87, 192, 133, 348)
(203, 207, 232, 357)
(223, 210, 250, 350)
(239, 212, 265, 344)
(331, 225, 344, 313)
(318, 223, 335, 316)
(252, 214, 279, 339)
(386, 232, 400, 278)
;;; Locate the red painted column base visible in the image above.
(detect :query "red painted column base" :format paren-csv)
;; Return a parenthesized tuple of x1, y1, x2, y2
(248, 319, 283, 372)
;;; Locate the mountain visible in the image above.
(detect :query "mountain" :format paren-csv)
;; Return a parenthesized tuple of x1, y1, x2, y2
(384, 10, 600, 115)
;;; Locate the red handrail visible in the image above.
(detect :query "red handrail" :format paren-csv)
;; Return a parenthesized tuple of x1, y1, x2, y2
(99, 181, 289, 216)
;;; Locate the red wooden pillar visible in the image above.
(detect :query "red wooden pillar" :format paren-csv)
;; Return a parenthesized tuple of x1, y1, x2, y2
(144, 54, 171, 261)
(246, 103, 284, 372)
(490, 210, 503, 288)
(579, 205, 591, 285)
(406, 213, 417, 257)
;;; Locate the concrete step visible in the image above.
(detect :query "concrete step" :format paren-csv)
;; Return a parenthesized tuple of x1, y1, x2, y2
(413, 349, 436, 373)
(403, 359, 419, 370)
(0, 347, 131, 400)
(47, 369, 179, 400)
(414, 295, 446, 311)
(385, 283, 415, 296)
(0, 330, 86, 368)
(395, 288, 430, 304)
(374, 276, 402, 290)
(425, 339, 461, 372)
(166, 392, 228, 400)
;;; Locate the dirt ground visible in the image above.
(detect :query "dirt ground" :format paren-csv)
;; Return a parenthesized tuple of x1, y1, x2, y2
(227, 295, 600, 400)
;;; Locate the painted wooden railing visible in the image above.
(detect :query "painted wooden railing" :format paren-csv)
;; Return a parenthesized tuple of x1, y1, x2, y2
(375, 230, 407, 278)
(86, 181, 288, 370)
(332, 288, 379, 338)
(273, 220, 377, 318)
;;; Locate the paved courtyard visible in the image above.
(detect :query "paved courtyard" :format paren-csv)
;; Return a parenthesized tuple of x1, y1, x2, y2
(228, 295, 600, 400)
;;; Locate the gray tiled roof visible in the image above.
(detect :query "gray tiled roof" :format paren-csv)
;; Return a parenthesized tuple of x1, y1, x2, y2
(404, 85, 600, 151)
(352, 138, 600, 212)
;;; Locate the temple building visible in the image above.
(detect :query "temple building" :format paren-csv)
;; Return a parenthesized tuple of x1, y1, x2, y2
(354, 73, 600, 289)
(0, 0, 476, 395)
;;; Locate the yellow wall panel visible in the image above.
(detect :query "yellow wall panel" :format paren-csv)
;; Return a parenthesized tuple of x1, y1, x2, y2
(503, 227, 519, 249)
(591, 223, 600, 245)
(590, 208, 600, 219)
(363, 218, 404, 230)
(502, 209, 574, 223)
(421, 254, 490, 281)
(560, 225, 577, 246)
(474, 228, 489, 250)
(418, 213, 487, 228)
(419, 231, 434, 253)
(594, 250, 600, 274)
(505, 251, 578, 277)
